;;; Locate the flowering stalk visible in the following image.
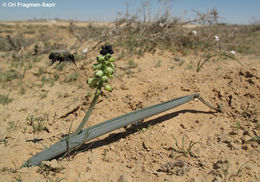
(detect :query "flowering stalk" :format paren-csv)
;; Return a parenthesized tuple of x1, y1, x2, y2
(73, 45, 115, 136)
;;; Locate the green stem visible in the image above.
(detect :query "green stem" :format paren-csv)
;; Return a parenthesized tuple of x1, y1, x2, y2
(73, 81, 103, 136)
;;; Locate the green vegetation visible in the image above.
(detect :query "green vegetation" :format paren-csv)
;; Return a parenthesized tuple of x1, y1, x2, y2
(40, 92, 48, 99)
(102, 149, 109, 161)
(55, 62, 66, 71)
(13, 175, 22, 182)
(170, 136, 200, 158)
(37, 66, 46, 76)
(0, 69, 20, 82)
(0, 93, 12, 105)
(1, 161, 19, 173)
(64, 72, 79, 82)
(236, 121, 241, 130)
(8, 121, 19, 130)
(73, 45, 115, 136)
(196, 52, 241, 72)
(186, 60, 193, 70)
(37, 163, 65, 177)
(33, 56, 41, 63)
(127, 59, 138, 69)
(252, 135, 260, 144)
(26, 114, 47, 133)
(137, 123, 152, 133)
(155, 60, 162, 68)
(23, 30, 36, 34)
(4, 29, 14, 33)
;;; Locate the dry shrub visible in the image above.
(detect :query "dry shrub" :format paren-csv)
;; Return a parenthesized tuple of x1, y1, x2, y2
(0, 4, 259, 59)
(68, 22, 110, 42)
(0, 33, 34, 52)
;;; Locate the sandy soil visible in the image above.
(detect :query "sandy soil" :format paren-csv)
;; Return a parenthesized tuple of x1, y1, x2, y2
(0, 25, 260, 182)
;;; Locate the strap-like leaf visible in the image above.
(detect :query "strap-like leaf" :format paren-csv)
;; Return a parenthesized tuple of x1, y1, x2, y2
(21, 93, 218, 167)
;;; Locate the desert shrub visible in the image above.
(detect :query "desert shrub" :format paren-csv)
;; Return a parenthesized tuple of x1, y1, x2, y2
(68, 22, 110, 42)
(0, 33, 34, 51)
(42, 42, 67, 54)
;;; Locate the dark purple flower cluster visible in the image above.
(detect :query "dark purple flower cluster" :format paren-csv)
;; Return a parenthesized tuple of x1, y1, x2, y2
(100, 45, 114, 55)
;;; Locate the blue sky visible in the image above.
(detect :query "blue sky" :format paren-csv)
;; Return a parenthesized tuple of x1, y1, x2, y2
(0, 0, 260, 24)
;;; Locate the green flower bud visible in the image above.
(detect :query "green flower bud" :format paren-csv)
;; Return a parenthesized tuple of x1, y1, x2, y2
(101, 75, 108, 83)
(97, 55, 105, 63)
(87, 78, 94, 84)
(107, 62, 115, 69)
(105, 53, 111, 60)
(107, 73, 114, 79)
(95, 70, 104, 78)
(105, 67, 114, 75)
(108, 57, 115, 62)
(96, 90, 101, 95)
(92, 63, 102, 70)
(87, 78, 98, 88)
(104, 85, 112, 92)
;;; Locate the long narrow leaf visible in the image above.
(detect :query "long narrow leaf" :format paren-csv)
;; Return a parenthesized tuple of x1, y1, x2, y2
(196, 53, 242, 72)
(21, 93, 215, 167)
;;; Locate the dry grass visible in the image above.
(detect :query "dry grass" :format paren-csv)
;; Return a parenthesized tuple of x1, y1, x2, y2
(1, 17, 260, 60)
